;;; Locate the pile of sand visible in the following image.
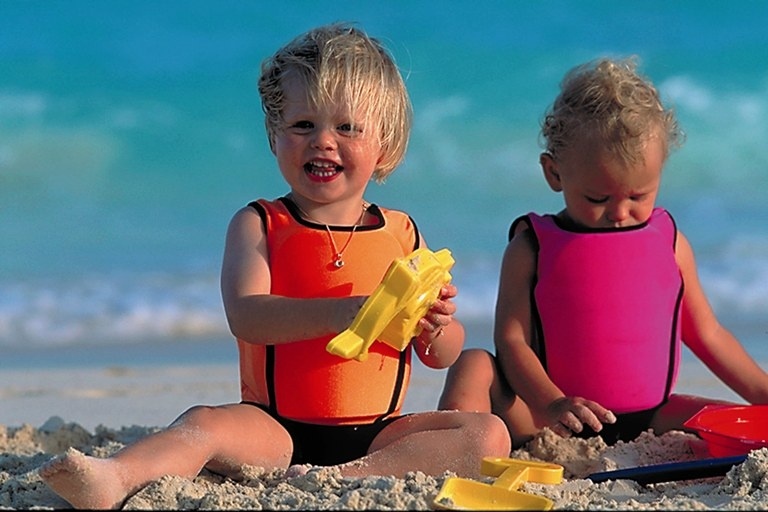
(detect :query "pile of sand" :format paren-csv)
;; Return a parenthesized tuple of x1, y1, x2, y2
(2, 416, 767, 510)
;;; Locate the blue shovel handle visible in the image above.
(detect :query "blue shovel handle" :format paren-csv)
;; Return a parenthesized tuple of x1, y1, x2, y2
(587, 454, 748, 485)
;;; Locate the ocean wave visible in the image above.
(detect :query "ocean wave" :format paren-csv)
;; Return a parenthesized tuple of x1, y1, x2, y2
(698, 235, 768, 315)
(659, 74, 768, 194)
(0, 273, 228, 348)
(0, 90, 47, 118)
(3, 238, 766, 350)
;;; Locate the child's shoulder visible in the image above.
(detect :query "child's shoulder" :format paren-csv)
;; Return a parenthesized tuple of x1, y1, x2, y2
(374, 203, 409, 215)
(370, 203, 416, 225)
(370, 204, 421, 252)
(508, 211, 549, 241)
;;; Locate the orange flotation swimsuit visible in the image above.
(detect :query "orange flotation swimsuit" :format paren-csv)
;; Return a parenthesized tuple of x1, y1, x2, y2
(238, 197, 419, 425)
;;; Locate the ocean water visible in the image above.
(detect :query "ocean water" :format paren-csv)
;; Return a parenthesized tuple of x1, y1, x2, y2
(1, 1, 767, 362)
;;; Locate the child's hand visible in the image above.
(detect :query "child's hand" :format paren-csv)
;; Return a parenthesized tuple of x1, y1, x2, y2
(417, 284, 458, 337)
(414, 284, 463, 367)
(545, 396, 616, 439)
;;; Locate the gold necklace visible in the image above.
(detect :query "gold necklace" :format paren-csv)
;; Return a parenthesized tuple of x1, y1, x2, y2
(292, 198, 368, 269)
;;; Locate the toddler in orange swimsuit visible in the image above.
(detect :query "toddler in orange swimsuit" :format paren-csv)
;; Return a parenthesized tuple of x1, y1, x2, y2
(39, 23, 510, 509)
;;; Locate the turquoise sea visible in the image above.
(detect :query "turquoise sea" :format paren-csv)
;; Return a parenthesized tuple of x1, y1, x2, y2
(2, 1, 767, 366)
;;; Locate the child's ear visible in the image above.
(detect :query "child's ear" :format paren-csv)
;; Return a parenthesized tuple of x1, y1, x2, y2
(268, 136, 277, 156)
(374, 144, 387, 169)
(540, 152, 563, 192)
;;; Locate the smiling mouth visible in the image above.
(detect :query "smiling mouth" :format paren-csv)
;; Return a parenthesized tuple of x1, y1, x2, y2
(304, 161, 342, 178)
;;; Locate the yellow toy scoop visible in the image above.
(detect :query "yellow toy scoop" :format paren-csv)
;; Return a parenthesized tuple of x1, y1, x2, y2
(326, 248, 454, 361)
(434, 457, 564, 510)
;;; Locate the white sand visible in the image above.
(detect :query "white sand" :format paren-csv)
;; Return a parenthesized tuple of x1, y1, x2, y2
(2, 356, 767, 510)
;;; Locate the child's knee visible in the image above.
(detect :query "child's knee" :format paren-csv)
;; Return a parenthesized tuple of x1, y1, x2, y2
(473, 413, 512, 457)
(440, 349, 499, 411)
(452, 348, 495, 373)
(450, 349, 498, 388)
(172, 405, 221, 431)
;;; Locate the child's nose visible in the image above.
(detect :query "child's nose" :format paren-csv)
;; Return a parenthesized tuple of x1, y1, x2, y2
(606, 202, 629, 223)
(311, 127, 337, 150)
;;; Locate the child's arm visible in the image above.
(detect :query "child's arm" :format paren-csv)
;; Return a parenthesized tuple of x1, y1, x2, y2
(495, 229, 613, 436)
(677, 231, 768, 403)
(413, 283, 465, 369)
(220, 206, 365, 345)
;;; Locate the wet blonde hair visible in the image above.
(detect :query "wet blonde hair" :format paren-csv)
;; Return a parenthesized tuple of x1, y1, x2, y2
(258, 23, 412, 182)
(541, 57, 683, 164)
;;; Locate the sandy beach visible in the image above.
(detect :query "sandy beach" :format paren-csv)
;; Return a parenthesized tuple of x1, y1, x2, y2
(3, 1, 767, 509)
(1, 342, 766, 510)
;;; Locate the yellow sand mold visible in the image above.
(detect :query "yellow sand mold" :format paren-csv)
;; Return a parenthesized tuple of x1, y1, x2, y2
(434, 457, 564, 510)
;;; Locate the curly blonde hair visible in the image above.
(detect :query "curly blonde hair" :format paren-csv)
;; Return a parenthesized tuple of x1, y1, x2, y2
(258, 23, 412, 182)
(541, 57, 683, 164)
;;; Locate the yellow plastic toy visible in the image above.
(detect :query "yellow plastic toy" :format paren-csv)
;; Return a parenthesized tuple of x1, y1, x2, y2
(434, 457, 564, 510)
(326, 248, 454, 361)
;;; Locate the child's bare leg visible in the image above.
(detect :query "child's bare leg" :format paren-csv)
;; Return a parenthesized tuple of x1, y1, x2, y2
(438, 349, 496, 412)
(438, 349, 540, 448)
(335, 410, 511, 479)
(651, 393, 736, 435)
(39, 403, 291, 509)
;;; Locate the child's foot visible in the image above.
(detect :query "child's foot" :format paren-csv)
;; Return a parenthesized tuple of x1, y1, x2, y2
(39, 448, 129, 510)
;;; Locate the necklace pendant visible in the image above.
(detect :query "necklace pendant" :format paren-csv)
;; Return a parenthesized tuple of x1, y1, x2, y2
(334, 257, 345, 268)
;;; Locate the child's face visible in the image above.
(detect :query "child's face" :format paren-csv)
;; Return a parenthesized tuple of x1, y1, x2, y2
(541, 134, 665, 229)
(272, 76, 383, 208)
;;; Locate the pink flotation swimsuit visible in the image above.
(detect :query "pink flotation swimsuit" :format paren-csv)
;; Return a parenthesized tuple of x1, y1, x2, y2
(514, 208, 684, 414)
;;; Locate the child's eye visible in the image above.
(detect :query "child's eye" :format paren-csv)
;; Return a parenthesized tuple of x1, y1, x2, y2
(586, 196, 609, 204)
(289, 121, 313, 131)
(338, 123, 363, 136)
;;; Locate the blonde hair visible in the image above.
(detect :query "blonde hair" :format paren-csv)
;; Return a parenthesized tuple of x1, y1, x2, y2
(258, 23, 412, 182)
(541, 57, 683, 164)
